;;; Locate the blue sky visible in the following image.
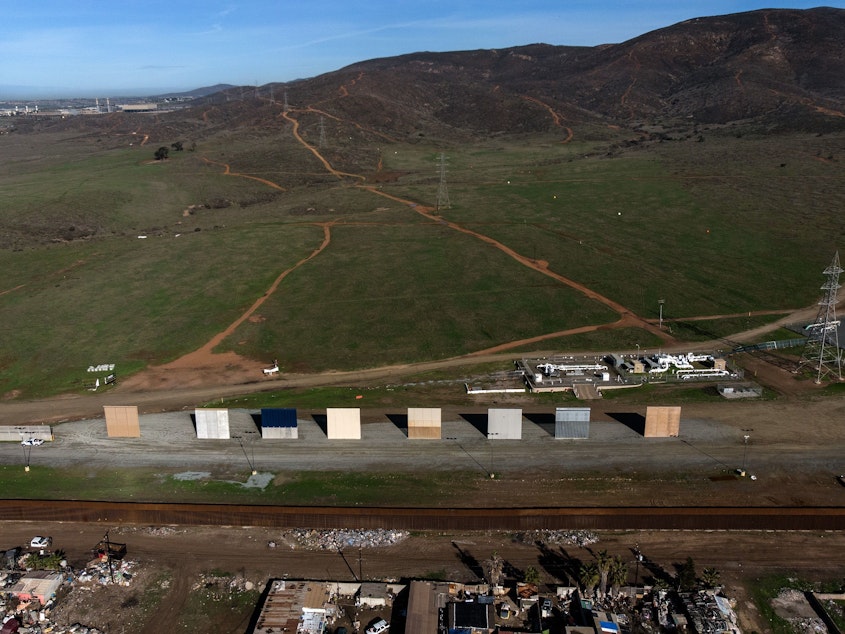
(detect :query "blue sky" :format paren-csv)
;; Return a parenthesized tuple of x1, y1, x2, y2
(3, 1, 843, 97)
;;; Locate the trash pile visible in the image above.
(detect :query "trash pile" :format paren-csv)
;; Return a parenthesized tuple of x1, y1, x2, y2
(75, 558, 136, 586)
(192, 573, 256, 595)
(774, 589, 826, 634)
(112, 525, 182, 537)
(287, 528, 409, 550)
(0, 570, 114, 634)
(514, 530, 599, 547)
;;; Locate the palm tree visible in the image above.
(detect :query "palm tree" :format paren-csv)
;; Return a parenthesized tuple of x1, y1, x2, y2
(596, 549, 612, 597)
(578, 562, 600, 597)
(609, 555, 629, 597)
(677, 557, 697, 591)
(524, 565, 541, 586)
(485, 552, 505, 587)
(701, 567, 721, 588)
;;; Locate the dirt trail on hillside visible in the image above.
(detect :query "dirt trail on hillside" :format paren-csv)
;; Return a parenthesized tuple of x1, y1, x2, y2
(102, 89, 834, 405)
(521, 96, 573, 143)
(201, 157, 287, 190)
(119, 222, 334, 390)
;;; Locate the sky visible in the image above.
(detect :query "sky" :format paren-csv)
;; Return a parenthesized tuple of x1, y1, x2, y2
(3, 1, 844, 98)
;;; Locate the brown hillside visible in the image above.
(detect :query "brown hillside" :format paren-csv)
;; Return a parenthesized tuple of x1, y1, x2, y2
(13, 8, 845, 143)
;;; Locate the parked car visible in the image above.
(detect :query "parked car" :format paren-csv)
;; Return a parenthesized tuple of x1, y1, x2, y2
(366, 619, 389, 634)
(29, 536, 52, 549)
(21, 438, 44, 446)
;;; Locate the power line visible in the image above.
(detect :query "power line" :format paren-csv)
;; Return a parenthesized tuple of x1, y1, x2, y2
(796, 251, 843, 383)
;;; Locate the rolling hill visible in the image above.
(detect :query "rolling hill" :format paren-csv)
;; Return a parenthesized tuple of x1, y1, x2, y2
(1, 8, 843, 398)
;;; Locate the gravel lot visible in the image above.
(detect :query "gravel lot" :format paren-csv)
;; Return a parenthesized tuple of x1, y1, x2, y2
(2, 397, 844, 507)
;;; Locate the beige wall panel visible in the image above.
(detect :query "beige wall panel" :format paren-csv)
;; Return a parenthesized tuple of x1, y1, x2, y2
(103, 405, 141, 438)
(644, 406, 681, 437)
(327, 407, 361, 439)
(408, 426, 441, 440)
(408, 408, 441, 439)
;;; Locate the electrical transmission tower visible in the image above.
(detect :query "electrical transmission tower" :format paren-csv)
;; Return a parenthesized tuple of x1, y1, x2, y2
(436, 153, 450, 211)
(319, 116, 327, 148)
(796, 251, 843, 383)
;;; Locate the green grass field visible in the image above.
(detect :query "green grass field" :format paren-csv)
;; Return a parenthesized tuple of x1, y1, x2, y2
(0, 463, 484, 506)
(0, 121, 841, 398)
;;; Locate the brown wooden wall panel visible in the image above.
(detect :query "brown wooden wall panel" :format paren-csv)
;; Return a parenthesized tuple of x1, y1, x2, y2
(644, 406, 681, 437)
(103, 405, 141, 438)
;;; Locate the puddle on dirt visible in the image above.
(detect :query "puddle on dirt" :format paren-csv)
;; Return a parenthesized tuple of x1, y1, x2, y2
(172, 471, 274, 489)
(236, 472, 274, 489)
(173, 471, 212, 481)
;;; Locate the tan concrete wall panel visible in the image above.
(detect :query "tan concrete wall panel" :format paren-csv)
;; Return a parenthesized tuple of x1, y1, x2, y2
(327, 408, 361, 439)
(644, 406, 681, 437)
(195, 408, 230, 439)
(103, 405, 141, 438)
(408, 408, 441, 439)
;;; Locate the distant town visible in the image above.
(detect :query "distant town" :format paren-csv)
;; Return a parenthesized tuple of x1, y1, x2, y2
(0, 95, 195, 118)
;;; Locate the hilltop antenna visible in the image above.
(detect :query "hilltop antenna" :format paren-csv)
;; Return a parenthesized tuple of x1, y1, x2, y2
(436, 152, 451, 211)
(319, 116, 327, 148)
(796, 251, 843, 383)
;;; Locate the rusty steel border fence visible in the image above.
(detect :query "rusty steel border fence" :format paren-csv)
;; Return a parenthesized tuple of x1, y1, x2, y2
(2, 500, 845, 531)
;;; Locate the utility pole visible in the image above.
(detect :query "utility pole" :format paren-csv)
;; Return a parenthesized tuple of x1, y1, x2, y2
(742, 434, 750, 473)
(436, 153, 450, 212)
(796, 251, 843, 383)
(104, 530, 115, 583)
(658, 299, 665, 330)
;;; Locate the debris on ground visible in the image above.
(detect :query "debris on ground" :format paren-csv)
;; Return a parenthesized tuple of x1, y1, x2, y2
(514, 530, 599, 547)
(285, 528, 409, 550)
(112, 525, 183, 537)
